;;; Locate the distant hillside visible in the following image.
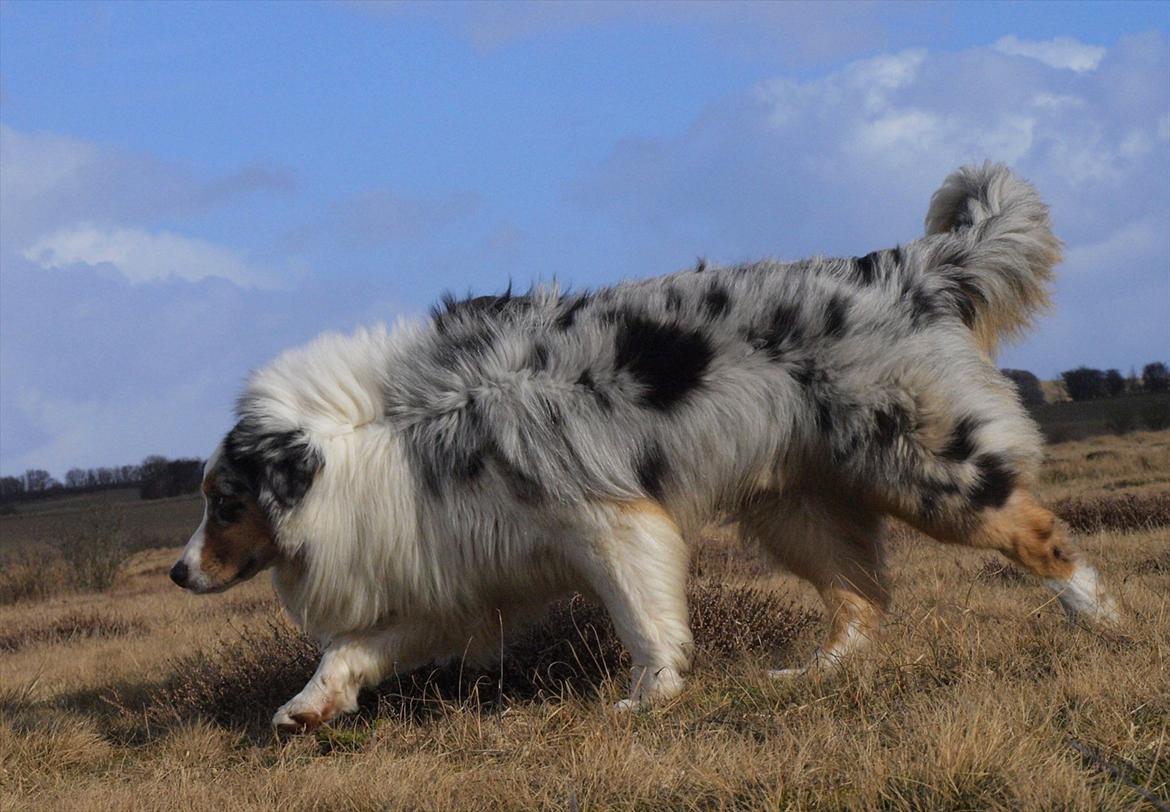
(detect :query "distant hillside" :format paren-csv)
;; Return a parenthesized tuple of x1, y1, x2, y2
(1029, 391, 1170, 443)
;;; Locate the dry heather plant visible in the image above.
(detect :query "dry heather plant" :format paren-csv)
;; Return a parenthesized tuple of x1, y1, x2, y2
(1053, 491, 1170, 534)
(152, 583, 817, 734)
(0, 544, 73, 605)
(0, 507, 132, 604)
(61, 506, 129, 593)
(0, 611, 146, 653)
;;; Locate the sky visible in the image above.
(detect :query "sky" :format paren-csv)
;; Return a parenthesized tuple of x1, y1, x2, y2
(1, 0, 1168, 478)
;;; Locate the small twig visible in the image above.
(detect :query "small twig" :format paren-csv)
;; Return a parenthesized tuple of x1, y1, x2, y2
(1066, 736, 1169, 811)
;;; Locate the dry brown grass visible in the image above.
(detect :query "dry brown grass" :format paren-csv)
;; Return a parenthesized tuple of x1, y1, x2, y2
(0, 508, 133, 605)
(1054, 491, 1170, 534)
(0, 611, 147, 654)
(1, 431, 1168, 811)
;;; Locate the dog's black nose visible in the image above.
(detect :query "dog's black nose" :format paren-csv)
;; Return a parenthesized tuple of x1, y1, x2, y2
(169, 561, 189, 587)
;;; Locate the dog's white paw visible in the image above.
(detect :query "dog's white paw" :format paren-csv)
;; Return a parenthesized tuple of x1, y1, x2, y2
(1046, 562, 1121, 627)
(767, 666, 808, 680)
(272, 699, 329, 735)
(272, 685, 357, 734)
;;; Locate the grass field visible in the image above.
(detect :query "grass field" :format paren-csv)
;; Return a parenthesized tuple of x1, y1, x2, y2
(1, 431, 1168, 810)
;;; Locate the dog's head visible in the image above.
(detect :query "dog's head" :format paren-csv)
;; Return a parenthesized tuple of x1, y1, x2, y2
(170, 419, 322, 594)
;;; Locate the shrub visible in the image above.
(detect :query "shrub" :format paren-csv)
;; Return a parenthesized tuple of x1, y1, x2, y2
(1141, 396, 1170, 431)
(1061, 367, 1106, 401)
(0, 544, 72, 605)
(1053, 491, 1170, 534)
(1142, 362, 1169, 393)
(1104, 369, 1125, 397)
(61, 506, 129, 592)
(1, 512, 131, 604)
(1001, 369, 1045, 407)
(1104, 402, 1136, 435)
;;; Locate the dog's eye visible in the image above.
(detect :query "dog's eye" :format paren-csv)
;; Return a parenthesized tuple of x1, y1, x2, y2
(211, 496, 242, 523)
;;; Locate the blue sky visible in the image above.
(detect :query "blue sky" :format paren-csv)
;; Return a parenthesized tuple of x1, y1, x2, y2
(1, 1, 1168, 477)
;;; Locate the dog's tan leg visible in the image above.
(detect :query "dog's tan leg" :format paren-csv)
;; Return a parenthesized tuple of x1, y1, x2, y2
(576, 500, 693, 709)
(739, 489, 888, 676)
(920, 489, 1119, 625)
(273, 624, 436, 734)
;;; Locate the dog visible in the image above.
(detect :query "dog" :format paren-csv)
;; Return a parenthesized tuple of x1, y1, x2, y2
(170, 163, 1119, 733)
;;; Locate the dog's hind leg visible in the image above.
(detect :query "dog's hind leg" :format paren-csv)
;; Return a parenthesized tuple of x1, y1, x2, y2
(273, 624, 437, 734)
(575, 500, 693, 709)
(898, 487, 1120, 626)
(738, 488, 889, 677)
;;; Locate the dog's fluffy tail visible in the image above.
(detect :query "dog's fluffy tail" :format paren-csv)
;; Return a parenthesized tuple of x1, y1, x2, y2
(922, 162, 1061, 355)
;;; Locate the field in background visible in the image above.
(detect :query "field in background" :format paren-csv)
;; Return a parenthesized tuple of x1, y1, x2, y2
(1030, 392, 1170, 443)
(1, 431, 1167, 810)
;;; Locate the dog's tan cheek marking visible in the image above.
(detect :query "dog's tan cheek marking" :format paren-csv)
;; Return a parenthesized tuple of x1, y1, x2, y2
(200, 501, 276, 582)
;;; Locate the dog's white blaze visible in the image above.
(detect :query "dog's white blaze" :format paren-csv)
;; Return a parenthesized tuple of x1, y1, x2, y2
(1046, 562, 1120, 625)
(173, 450, 222, 593)
(177, 509, 216, 592)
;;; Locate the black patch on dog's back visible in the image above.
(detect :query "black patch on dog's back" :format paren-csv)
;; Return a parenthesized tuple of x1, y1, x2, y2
(814, 396, 834, 435)
(613, 314, 712, 411)
(528, 342, 550, 372)
(948, 272, 985, 329)
(872, 407, 904, 447)
(969, 453, 1015, 510)
(754, 302, 803, 361)
(702, 284, 731, 319)
(903, 280, 939, 329)
(576, 369, 612, 411)
(635, 440, 669, 499)
(433, 289, 529, 329)
(851, 252, 880, 285)
(824, 294, 850, 339)
(940, 417, 979, 462)
(555, 295, 590, 331)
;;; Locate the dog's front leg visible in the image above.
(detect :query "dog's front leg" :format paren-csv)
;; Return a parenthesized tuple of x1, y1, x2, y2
(272, 625, 432, 734)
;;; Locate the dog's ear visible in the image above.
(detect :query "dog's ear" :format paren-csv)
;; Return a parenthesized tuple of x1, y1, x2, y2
(223, 419, 322, 510)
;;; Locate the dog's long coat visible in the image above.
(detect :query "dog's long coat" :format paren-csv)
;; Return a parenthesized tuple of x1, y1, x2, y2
(172, 164, 1118, 732)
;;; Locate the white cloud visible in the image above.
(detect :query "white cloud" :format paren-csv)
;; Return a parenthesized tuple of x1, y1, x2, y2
(758, 50, 927, 127)
(0, 124, 297, 250)
(22, 225, 279, 287)
(993, 35, 1106, 73)
(570, 34, 1168, 373)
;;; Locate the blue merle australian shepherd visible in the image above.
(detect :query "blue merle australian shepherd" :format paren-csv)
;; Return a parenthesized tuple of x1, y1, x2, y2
(170, 163, 1119, 733)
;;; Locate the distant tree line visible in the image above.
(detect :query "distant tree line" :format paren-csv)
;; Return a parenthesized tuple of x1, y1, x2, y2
(1000, 361, 1169, 406)
(1059, 362, 1168, 402)
(0, 454, 204, 504)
